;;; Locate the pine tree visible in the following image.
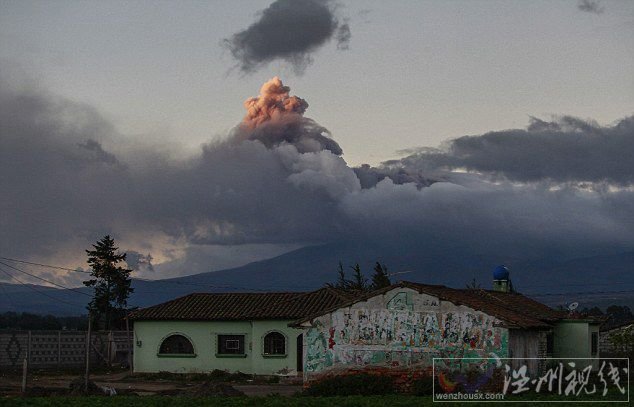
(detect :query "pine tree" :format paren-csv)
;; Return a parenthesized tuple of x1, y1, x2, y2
(335, 261, 349, 290)
(349, 263, 368, 292)
(370, 262, 391, 290)
(327, 261, 350, 290)
(83, 235, 133, 330)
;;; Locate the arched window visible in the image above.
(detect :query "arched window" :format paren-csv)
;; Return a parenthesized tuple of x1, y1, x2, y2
(158, 334, 195, 355)
(263, 331, 286, 355)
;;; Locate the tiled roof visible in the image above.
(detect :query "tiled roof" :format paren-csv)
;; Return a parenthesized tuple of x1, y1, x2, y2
(406, 283, 559, 329)
(290, 281, 568, 329)
(131, 280, 574, 329)
(129, 287, 353, 321)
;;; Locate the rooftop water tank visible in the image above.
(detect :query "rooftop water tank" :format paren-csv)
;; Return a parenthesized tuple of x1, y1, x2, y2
(493, 265, 509, 280)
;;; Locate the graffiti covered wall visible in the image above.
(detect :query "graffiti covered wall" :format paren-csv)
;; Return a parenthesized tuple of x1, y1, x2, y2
(303, 288, 509, 381)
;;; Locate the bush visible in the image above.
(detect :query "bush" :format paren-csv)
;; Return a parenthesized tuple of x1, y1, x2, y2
(411, 376, 434, 396)
(304, 373, 395, 396)
(266, 375, 280, 384)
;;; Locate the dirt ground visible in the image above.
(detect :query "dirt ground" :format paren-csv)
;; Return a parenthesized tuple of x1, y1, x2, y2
(0, 369, 302, 397)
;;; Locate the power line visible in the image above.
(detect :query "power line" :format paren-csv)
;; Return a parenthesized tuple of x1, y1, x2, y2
(0, 264, 145, 310)
(6, 254, 629, 297)
(0, 255, 313, 292)
(522, 281, 634, 289)
(526, 289, 634, 298)
(0, 265, 84, 307)
(0, 256, 91, 273)
(0, 261, 92, 297)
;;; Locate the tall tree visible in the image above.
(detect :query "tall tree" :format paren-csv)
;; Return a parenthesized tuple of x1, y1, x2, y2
(83, 235, 133, 330)
(349, 263, 368, 292)
(327, 261, 350, 290)
(370, 262, 391, 290)
(606, 305, 634, 325)
(334, 261, 349, 290)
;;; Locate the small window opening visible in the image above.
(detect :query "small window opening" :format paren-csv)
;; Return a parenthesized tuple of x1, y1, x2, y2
(263, 332, 286, 355)
(159, 334, 194, 355)
(591, 332, 598, 355)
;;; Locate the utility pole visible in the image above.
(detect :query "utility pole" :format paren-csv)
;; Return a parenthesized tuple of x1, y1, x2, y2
(125, 310, 133, 374)
(84, 313, 92, 391)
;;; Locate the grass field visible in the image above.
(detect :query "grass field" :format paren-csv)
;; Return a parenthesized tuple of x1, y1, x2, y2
(1, 395, 629, 407)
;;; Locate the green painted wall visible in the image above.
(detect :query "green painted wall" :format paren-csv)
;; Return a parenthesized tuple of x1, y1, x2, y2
(133, 319, 302, 375)
(553, 320, 600, 369)
(553, 321, 590, 359)
(251, 320, 303, 375)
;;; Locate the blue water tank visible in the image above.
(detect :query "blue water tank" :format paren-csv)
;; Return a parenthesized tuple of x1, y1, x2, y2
(493, 265, 509, 280)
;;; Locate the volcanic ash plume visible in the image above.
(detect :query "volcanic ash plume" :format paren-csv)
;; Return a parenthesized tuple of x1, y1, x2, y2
(242, 77, 308, 128)
(234, 77, 342, 155)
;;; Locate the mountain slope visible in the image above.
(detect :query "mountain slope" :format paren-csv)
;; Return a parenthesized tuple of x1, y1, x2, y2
(1, 246, 632, 316)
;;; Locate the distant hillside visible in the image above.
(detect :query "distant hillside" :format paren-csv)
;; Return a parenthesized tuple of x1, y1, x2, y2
(1, 244, 632, 316)
(0, 283, 90, 316)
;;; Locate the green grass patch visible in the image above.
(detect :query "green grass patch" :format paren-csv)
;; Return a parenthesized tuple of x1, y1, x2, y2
(0, 395, 629, 407)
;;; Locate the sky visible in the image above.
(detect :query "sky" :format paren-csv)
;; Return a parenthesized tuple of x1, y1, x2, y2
(0, 0, 633, 286)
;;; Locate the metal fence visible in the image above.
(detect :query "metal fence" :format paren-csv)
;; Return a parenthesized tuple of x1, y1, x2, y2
(0, 330, 131, 370)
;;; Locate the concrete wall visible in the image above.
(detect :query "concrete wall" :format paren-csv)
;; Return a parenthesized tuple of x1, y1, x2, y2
(600, 324, 633, 358)
(133, 320, 302, 375)
(302, 287, 509, 383)
(0, 330, 128, 370)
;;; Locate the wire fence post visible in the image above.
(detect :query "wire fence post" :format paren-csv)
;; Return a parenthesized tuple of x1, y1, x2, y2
(21, 356, 28, 394)
(84, 313, 92, 391)
(27, 330, 32, 366)
(57, 331, 61, 369)
(107, 330, 112, 367)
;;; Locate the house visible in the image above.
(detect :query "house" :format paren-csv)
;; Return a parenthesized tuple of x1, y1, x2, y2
(290, 267, 602, 386)
(130, 266, 601, 385)
(129, 287, 353, 375)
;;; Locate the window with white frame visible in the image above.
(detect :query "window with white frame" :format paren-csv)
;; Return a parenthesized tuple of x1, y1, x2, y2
(217, 334, 245, 355)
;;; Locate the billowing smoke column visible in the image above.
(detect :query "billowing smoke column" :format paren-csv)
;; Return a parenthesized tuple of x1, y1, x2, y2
(3, 71, 633, 285)
(231, 77, 343, 155)
(229, 77, 438, 188)
(242, 76, 308, 128)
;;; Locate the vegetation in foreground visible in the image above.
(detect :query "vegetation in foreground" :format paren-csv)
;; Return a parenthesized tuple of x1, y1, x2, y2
(1, 395, 629, 407)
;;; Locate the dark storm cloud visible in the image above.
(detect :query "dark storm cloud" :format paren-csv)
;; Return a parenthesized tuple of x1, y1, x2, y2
(223, 0, 350, 74)
(125, 251, 154, 272)
(578, 0, 604, 14)
(0, 75, 355, 265)
(1, 74, 633, 283)
(386, 116, 634, 185)
(353, 164, 437, 189)
(335, 20, 351, 50)
(77, 139, 120, 166)
(0, 80, 131, 261)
